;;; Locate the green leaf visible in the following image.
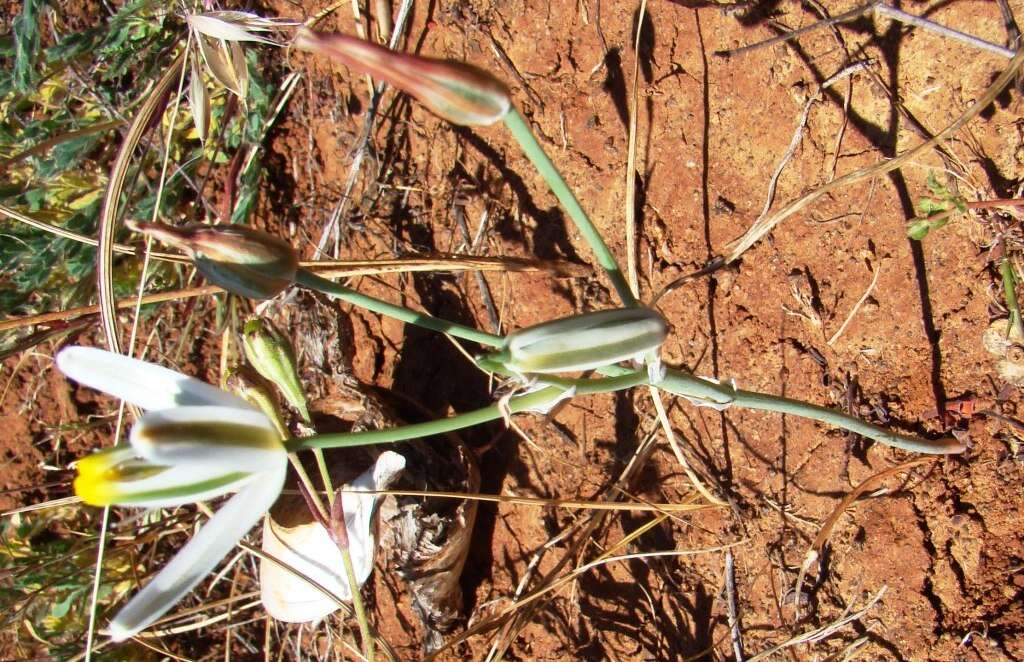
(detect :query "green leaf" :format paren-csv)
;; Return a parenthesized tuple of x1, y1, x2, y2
(907, 220, 932, 240)
(50, 588, 80, 619)
(925, 171, 946, 197)
(12, 0, 41, 92)
(907, 216, 949, 240)
(917, 197, 948, 216)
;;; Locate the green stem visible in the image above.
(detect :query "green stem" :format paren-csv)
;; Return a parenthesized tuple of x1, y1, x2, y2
(288, 371, 651, 452)
(287, 452, 330, 523)
(295, 268, 960, 455)
(296, 269, 502, 347)
(503, 107, 638, 307)
(313, 449, 336, 508)
(598, 364, 963, 454)
(1001, 256, 1024, 338)
(339, 545, 374, 661)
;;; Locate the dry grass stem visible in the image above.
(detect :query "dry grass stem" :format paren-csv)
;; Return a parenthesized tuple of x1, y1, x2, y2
(343, 488, 714, 512)
(479, 427, 667, 658)
(437, 536, 745, 660)
(624, 0, 648, 298)
(96, 53, 186, 356)
(749, 61, 869, 249)
(0, 255, 577, 333)
(649, 385, 727, 505)
(747, 586, 887, 661)
(793, 457, 935, 616)
(725, 549, 744, 662)
(827, 264, 880, 346)
(726, 48, 1024, 262)
(0, 119, 125, 171)
(0, 203, 187, 263)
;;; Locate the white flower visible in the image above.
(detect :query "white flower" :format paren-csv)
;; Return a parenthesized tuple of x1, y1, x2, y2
(57, 346, 287, 642)
(260, 451, 406, 623)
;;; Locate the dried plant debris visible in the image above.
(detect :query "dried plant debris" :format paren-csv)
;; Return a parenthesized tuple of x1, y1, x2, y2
(379, 438, 480, 653)
(983, 318, 1024, 386)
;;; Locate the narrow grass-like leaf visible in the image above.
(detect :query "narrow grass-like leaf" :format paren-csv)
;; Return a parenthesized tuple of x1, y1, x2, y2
(12, 0, 41, 92)
(97, 53, 184, 356)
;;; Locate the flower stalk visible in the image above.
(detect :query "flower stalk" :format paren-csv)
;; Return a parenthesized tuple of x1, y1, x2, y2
(295, 269, 962, 454)
(330, 495, 374, 662)
(502, 107, 638, 307)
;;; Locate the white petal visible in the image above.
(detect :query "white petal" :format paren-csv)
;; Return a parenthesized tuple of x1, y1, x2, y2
(260, 510, 350, 622)
(342, 451, 406, 582)
(259, 451, 406, 622)
(130, 406, 281, 472)
(57, 347, 254, 412)
(107, 462, 256, 508)
(109, 462, 286, 642)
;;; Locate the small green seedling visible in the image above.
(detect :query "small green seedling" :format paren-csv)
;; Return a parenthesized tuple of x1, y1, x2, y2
(907, 172, 968, 240)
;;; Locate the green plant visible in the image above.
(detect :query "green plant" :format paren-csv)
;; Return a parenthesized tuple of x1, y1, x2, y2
(906, 172, 968, 240)
(7, 6, 990, 659)
(0, 508, 128, 658)
(0, 1, 274, 323)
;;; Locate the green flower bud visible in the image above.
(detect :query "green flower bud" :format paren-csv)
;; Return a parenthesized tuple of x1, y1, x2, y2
(294, 29, 511, 126)
(224, 365, 289, 438)
(131, 221, 298, 300)
(241, 317, 310, 423)
(489, 307, 668, 374)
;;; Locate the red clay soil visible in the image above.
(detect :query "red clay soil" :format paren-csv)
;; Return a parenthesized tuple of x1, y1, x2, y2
(5, 0, 1024, 660)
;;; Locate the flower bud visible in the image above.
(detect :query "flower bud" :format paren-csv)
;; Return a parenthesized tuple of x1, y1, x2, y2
(294, 29, 511, 126)
(131, 221, 298, 299)
(242, 317, 310, 423)
(492, 307, 668, 374)
(224, 365, 289, 438)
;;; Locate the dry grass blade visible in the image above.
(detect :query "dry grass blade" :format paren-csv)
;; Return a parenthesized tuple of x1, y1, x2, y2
(792, 457, 935, 616)
(725, 48, 1024, 262)
(196, 36, 247, 99)
(749, 62, 868, 238)
(827, 263, 880, 346)
(97, 53, 185, 356)
(0, 254, 581, 333)
(186, 11, 294, 46)
(241, 541, 399, 661)
(433, 534, 746, 660)
(345, 488, 716, 512)
(0, 203, 188, 263)
(228, 41, 249, 101)
(0, 285, 221, 332)
(649, 385, 726, 505)
(485, 510, 682, 659)
(1, 495, 82, 518)
(129, 599, 263, 638)
(188, 52, 210, 144)
(0, 119, 125, 171)
(747, 586, 887, 661)
(624, 0, 648, 298)
(66, 592, 262, 662)
(309, 253, 590, 278)
(481, 427, 668, 659)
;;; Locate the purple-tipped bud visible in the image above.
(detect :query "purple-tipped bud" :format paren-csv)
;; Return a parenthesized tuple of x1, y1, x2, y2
(132, 221, 298, 299)
(294, 29, 511, 126)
